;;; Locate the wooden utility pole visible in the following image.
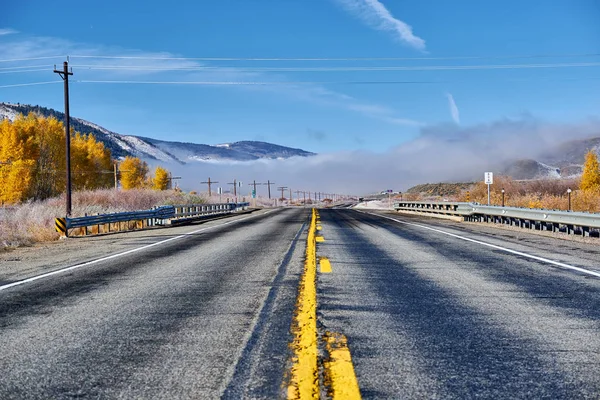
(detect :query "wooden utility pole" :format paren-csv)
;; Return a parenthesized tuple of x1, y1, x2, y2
(289, 188, 292, 202)
(54, 61, 73, 216)
(265, 180, 275, 199)
(227, 179, 237, 196)
(249, 180, 262, 197)
(278, 186, 288, 201)
(167, 173, 182, 190)
(113, 162, 118, 190)
(201, 177, 218, 197)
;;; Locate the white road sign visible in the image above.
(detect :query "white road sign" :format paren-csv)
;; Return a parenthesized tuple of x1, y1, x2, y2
(484, 172, 493, 185)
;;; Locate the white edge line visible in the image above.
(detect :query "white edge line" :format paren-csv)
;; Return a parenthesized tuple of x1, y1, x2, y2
(358, 210, 600, 279)
(0, 209, 277, 292)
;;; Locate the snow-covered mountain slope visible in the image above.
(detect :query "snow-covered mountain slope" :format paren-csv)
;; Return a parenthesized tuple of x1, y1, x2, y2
(225, 141, 314, 159)
(502, 159, 561, 180)
(140, 137, 264, 162)
(0, 103, 315, 163)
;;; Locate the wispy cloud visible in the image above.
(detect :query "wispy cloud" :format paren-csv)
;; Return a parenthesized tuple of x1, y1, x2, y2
(445, 93, 460, 124)
(383, 116, 425, 127)
(334, 0, 426, 51)
(0, 28, 18, 36)
(0, 33, 422, 127)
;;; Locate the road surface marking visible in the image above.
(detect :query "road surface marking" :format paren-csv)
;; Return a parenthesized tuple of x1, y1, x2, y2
(361, 211, 600, 279)
(287, 208, 319, 399)
(323, 332, 361, 399)
(316, 236, 325, 243)
(320, 257, 332, 273)
(0, 210, 277, 292)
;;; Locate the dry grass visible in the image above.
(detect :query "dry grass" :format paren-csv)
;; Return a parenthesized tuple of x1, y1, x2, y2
(406, 176, 600, 212)
(456, 176, 600, 212)
(0, 189, 208, 251)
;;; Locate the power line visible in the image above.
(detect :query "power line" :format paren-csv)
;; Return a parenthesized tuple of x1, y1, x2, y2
(68, 53, 600, 62)
(68, 62, 600, 72)
(0, 68, 50, 74)
(4, 76, 600, 90)
(0, 65, 52, 70)
(0, 56, 66, 63)
(74, 80, 439, 85)
(70, 76, 600, 86)
(0, 81, 61, 89)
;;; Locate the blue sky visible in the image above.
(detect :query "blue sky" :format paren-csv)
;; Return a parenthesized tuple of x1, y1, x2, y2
(1, 0, 600, 154)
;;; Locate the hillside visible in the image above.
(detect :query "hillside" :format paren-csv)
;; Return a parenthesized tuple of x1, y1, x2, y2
(406, 182, 474, 197)
(501, 159, 561, 180)
(499, 137, 600, 180)
(0, 102, 315, 163)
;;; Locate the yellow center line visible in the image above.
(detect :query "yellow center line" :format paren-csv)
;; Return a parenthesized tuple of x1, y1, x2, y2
(319, 257, 332, 273)
(287, 208, 319, 399)
(287, 209, 360, 398)
(324, 332, 362, 399)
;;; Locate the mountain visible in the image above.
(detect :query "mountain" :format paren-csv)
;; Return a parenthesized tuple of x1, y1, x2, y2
(140, 137, 313, 162)
(501, 137, 600, 180)
(0, 102, 315, 163)
(501, 159, 561, 180)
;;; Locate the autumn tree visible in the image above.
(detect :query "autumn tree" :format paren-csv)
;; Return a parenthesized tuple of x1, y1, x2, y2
(0, 113, 114, 204)
(119, 156, 149, 190)
(152, 166, 170, 190)
(71, 133, 113, 190)
(580, 150, 600, 192)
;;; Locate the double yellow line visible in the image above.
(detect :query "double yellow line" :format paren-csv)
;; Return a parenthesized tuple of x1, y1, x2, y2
(287, 209, 361, 399)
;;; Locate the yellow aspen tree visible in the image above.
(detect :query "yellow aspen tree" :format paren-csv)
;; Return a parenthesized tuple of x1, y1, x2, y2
(580, 150, 600, 192)
(86, 135, 113, 189)
(0, 114, 39, 202)
(119, 156, 149, 189)
(3, 159, 36, 203)
(71, 133, 113, 190)
(152, 166, 170, 190)
(31, 115, 65, 200)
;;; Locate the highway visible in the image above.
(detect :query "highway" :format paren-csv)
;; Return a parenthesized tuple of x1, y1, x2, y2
(318, 209, 600, 399)
(1, 207, 600, 398)
(0, 209, 307, 399)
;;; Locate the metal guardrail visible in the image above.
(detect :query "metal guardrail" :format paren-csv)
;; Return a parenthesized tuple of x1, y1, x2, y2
(67, 205, 175, 229)
(394, 201, 600, 237)
(60, 202, 250, 236)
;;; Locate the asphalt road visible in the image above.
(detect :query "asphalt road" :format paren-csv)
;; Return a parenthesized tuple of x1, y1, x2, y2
(318, 208, 600, 399)
(0, 208, 309, 399)
(1, 207, 600, 399)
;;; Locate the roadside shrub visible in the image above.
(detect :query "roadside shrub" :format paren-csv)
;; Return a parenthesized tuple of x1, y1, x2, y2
(0, 188, 207, 251)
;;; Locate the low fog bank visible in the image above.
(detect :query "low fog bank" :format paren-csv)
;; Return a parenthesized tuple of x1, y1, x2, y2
(160, 116, 600, 195)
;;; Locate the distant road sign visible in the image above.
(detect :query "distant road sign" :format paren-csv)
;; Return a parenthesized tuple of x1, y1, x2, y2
(252, 189, 256, 198)
(484, 172, 493, 185)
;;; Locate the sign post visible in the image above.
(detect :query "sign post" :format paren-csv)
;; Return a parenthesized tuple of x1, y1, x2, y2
(484, 172, 493, 205)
